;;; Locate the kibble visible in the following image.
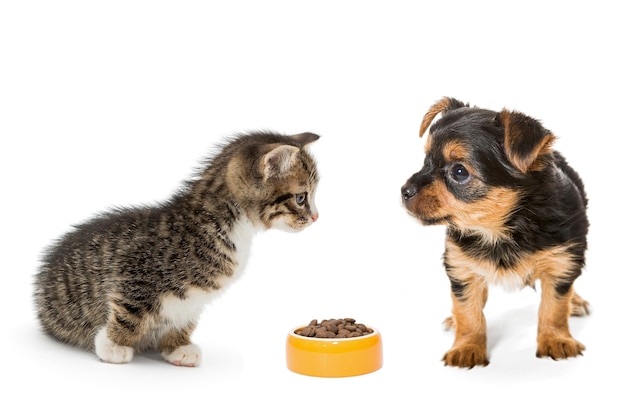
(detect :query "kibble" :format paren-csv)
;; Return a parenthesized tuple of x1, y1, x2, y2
(295, 318, 374, 339)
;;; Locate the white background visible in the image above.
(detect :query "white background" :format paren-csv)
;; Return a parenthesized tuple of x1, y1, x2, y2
(1, 1, 624, 397)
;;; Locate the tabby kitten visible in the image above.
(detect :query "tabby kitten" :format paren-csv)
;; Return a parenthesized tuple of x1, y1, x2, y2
(34, 131, 320, 366)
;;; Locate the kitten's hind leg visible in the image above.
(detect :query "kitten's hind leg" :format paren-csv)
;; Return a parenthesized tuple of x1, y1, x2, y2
(94, 327, 134, 364)
(159, 326, 201, 367)
(94, 302, 148, 364)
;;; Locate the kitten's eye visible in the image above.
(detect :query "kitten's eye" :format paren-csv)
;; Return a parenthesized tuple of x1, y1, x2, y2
(295, 192, 307, 206)
(450, 164, 470, 183)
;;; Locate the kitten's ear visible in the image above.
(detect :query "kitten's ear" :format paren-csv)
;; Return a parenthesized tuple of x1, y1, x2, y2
(261, 145, 300, 180)
(289, 132, 320, 147)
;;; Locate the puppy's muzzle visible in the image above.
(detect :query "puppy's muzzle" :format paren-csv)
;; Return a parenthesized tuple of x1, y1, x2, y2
(401, 172, 430, 204)
(402, 183, 417, 202)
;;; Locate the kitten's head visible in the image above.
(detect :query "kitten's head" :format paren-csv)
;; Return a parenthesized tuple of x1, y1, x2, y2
(225, 131, 320, 232)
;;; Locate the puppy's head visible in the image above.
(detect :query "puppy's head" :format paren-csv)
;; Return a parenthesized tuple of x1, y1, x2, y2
(401, 97, 555, 238)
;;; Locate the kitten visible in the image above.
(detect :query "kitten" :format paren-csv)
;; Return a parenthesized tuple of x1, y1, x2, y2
(33, 131, 320, 366)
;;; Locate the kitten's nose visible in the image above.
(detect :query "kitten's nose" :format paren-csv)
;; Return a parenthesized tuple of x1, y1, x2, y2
(311, 213, 319, 222)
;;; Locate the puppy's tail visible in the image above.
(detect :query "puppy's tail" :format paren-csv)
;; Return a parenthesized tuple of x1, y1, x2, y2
(419, 97, 468, 137)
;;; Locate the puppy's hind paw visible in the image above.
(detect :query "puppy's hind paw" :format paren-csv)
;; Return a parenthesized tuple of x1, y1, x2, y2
(442, 316, 455, 331)
(570, 293, 591, 317)
(162, 344, 202, 367)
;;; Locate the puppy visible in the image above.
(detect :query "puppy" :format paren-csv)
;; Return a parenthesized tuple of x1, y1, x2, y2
(401, 97, 590, 368)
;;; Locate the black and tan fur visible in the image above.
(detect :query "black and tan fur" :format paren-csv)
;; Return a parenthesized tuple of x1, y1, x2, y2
(34, 131, 320, 366)
(401, 98, 590, 368)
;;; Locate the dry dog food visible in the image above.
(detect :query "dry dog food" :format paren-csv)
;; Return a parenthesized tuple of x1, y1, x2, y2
(295, 318, 374, 338)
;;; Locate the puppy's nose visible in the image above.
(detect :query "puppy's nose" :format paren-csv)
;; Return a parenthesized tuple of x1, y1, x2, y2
(402, 183, 417, 202)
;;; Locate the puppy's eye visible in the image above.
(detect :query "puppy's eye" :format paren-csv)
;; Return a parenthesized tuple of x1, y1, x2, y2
(295, 192, 307, 205)
(450, 164, 470, 183)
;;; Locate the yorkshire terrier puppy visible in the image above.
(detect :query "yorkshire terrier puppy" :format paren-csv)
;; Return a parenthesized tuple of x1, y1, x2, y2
(401, 97, 590, 368)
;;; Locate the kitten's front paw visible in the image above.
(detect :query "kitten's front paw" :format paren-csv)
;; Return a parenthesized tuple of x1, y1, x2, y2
(162, 344, 202, 367)
(94, 328, 134, 364)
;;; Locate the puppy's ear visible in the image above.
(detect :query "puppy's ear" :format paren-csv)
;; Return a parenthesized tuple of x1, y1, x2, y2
(419, 97, 467, 137)
(497, 109, 555, 173)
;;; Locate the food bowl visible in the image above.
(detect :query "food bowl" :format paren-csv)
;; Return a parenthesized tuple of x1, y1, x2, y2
(286, 324, 383, 377)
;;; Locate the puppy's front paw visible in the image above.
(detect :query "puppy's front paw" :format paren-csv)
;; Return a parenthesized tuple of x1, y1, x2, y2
(536, 335, 585, 360)
(442, 344, 489, 368)
(162, 344, 202, 367)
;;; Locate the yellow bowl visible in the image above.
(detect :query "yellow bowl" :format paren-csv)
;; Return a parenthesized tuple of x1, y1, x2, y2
(286, 326, 383, 377)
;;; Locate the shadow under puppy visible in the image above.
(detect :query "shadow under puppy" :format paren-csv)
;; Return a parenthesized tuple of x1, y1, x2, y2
(401, 97, 590, 368)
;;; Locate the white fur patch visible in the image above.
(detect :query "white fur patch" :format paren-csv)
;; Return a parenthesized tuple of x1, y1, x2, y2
(94, 327, 134, 364)
(482, 271, 527, 291)
(228, 216, 259, 280)
(159, 217, 259, 328)
(270, 218, 295, 232)
(162, 344, 202, 367)
(160, 288, 215, 329)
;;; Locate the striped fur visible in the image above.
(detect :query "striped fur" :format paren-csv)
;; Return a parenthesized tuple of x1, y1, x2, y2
(34, 131, 320, 366)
